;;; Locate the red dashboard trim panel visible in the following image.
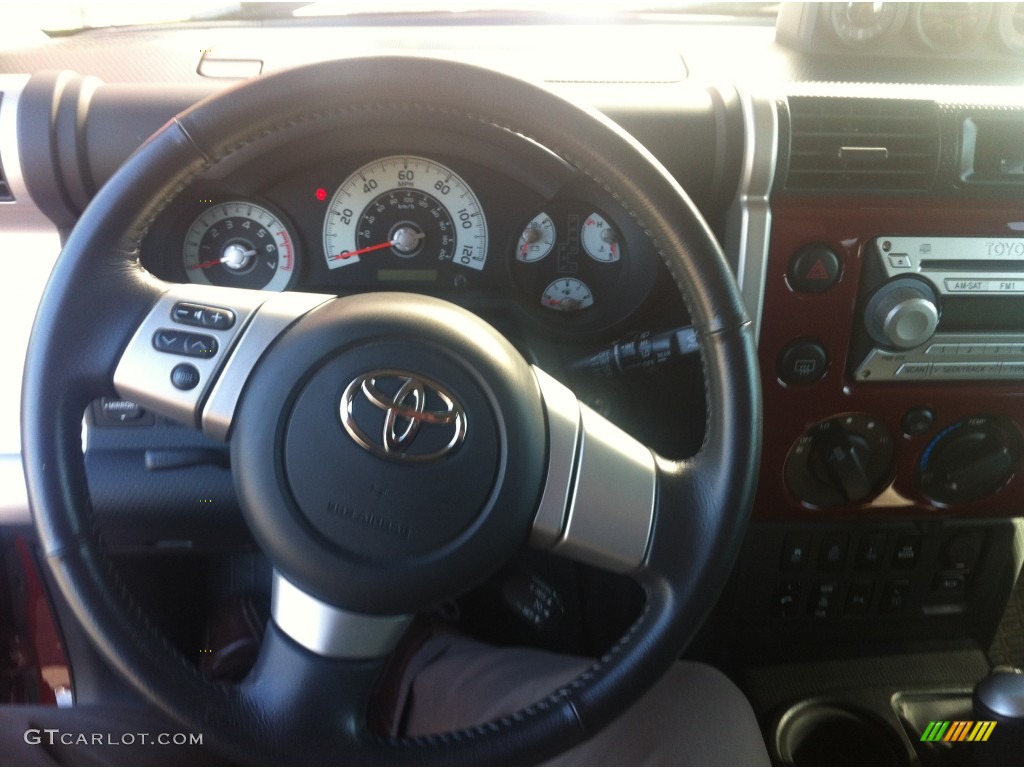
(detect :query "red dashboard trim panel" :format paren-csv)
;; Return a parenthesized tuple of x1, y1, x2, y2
(756, 195, 1024, 521)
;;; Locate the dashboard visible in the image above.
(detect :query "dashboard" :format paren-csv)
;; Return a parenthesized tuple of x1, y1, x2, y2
(140, 144, 660, 337)
(3, 6, 1024, 742)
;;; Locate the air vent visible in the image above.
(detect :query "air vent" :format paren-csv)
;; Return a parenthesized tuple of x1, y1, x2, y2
(786, 97, 940, 192)
(0, 93, 11, 202)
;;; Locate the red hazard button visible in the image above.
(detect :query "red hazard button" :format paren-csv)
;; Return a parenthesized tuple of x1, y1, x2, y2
(787, 244, 841, 293)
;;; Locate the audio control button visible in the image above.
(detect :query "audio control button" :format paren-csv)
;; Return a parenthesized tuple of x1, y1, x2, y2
(925, 343, 959, 356)
(895, 363, 931, 378)
(959, 343, 990, 356)
(1000, 363, 1024, 377)
(864, 277, 940, 351)
(931, 362, 1000, 378)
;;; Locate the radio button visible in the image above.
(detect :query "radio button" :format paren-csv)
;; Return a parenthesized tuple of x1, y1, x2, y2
(895, 363, 932, 378)
(960, 343, 992, 356)
(931, 362, 1000, 378)
(944, 279, 989, 292)
(1000, 363, 1024, 377)
(925, 343, 959, 356)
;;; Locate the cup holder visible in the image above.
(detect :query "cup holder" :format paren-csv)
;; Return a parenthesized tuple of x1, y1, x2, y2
(774, 700, 910, 766)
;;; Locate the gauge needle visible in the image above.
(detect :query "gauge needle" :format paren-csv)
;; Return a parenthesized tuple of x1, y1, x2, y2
(188, 249, 257, 270)
(333, 230, 425, 260)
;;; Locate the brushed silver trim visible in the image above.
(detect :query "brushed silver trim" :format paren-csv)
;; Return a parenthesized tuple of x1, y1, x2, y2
(202, 291, 331, 441)
(551, 401, 656, 573)
(729, 90, 778, 344)
(271, 572, 410, 659)
(530, 367, 581, 549)
(114, 284, 270, 430)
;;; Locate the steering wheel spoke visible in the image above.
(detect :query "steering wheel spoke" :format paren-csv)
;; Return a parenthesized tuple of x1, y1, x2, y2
(270, 572, 411, 660)
(113, 283, 330, 437)
(530, 367, 657, 573)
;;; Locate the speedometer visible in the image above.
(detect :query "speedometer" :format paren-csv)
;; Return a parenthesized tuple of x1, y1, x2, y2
(322, 155, 488, 272)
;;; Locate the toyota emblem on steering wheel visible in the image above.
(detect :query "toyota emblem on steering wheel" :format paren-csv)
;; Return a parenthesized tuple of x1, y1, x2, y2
(340, 370, 467, 463)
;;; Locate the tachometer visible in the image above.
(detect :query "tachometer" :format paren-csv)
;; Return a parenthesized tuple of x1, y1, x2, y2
(323, 155, 488, 271)
(183, 201, 296, 291)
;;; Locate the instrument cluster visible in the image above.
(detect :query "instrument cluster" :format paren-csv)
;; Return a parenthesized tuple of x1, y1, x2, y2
(142, 149, 660, 336)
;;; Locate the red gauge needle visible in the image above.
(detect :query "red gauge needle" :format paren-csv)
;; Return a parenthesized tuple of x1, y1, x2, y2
(188, 245, 257, 271)
(187, 259, 224, 271)
(333, 229, 425, 261)
(332, 240, 394, 261)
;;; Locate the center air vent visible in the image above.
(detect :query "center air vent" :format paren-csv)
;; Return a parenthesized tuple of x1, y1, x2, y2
(786, 97, 940, 192)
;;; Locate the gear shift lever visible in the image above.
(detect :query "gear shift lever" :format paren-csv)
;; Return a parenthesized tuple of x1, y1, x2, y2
(973, 666, 1024, 764)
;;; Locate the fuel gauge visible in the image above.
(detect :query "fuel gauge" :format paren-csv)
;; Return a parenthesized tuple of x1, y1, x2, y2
(542, 278, 594, 313)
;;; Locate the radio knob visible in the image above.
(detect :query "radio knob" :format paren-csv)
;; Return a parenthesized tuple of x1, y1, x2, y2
(864, 277, 940, 351)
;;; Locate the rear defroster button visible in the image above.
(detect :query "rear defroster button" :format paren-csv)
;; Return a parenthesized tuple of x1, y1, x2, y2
(778, 339, 829, 385)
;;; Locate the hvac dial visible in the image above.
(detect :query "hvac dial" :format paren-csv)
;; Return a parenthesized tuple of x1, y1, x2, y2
(323, 155, 488, 271)
(183, 201, 297, 291)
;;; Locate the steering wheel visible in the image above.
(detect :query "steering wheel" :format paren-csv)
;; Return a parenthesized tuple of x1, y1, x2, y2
(22, 57, 760, 764)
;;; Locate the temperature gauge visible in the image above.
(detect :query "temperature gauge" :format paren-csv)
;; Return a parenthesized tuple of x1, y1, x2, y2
(517, 213, 556, 262)
(542, 278, 594, 313)
(581, 212, 620, 263)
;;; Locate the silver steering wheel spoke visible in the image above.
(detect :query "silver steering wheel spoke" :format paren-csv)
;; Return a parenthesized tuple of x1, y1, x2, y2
(530, 366, 657, 574)
(113, 283, 331, 439)
(271, 572, 411, 660)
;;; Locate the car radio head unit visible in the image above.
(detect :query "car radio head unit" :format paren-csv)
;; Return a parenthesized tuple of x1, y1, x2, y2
(852, 236, 1024, 382)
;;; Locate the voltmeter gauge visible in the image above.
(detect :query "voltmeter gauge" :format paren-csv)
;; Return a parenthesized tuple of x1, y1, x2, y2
(541, 278, 594, 313)
(581, 212, 620, 263)
(183, 201, 296, 291)
(517, 213, 556, 262)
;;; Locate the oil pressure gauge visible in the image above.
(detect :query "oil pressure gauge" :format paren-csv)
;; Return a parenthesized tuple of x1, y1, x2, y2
(517, 212, 555, 262)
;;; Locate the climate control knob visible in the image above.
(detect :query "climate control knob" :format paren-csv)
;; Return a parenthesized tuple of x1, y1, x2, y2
(785, 414, 895, 507)
(919, 416, 1020, 505)
(864, 277, 940, 351)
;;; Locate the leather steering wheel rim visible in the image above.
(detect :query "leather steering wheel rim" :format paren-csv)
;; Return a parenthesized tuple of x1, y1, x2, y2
(22, 56, 760, 765)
